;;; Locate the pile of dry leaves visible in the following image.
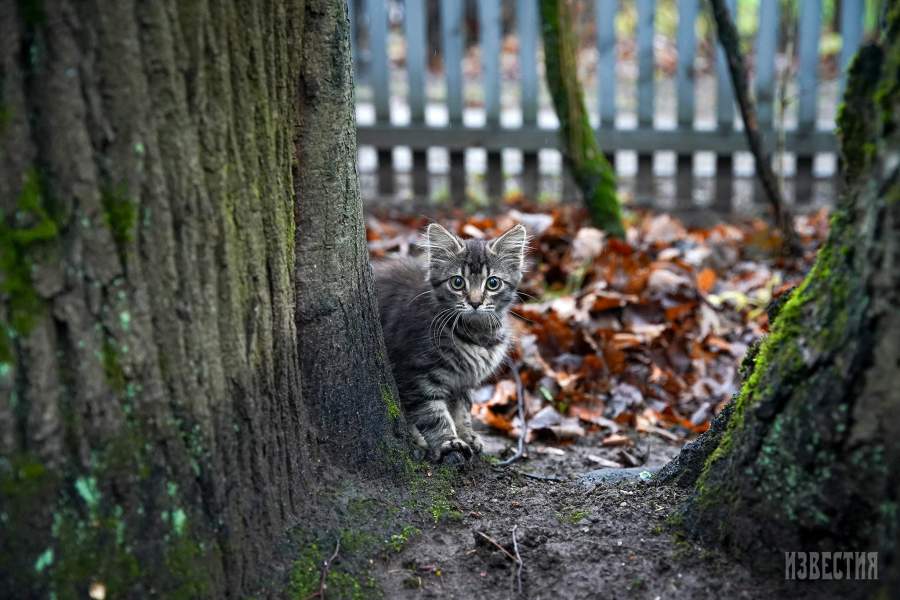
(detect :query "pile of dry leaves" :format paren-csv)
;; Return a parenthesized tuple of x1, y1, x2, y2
(367, 200, 830, 453)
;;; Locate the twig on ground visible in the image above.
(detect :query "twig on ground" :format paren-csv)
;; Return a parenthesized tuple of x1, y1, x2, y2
(496, 360, 526, 467)
(305, 536, 341, 600)
(500, 467, 568, 482)
(511, 525, 524, 596)
(476, 531, 518, 563)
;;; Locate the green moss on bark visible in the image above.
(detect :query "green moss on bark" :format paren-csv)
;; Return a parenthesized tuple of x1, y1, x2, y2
(0, 168, 59, 362)
(100, 182, 137, 261)
(381, 384, 401, 421)
(0, 426, 213, 599)
(676, 14, 900, 586)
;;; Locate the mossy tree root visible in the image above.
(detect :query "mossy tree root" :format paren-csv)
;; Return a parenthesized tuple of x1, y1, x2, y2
(669, 6, 900, 591)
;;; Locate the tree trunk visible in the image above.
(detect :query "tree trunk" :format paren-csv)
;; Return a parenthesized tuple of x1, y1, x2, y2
(669, 9, 900, 591)
(539, 0, 625, 237)
(709, 0, 799, 254)
(0, 0, 400, 597)
(294, 1, 404, 464)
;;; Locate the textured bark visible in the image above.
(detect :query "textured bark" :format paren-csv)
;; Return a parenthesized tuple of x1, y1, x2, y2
(709, 0, 799, 254)
(294, 0, 404, 464)
(0, 0, 398, 597)
(539, 0, 624, 237)
(672, 9, 900, 591)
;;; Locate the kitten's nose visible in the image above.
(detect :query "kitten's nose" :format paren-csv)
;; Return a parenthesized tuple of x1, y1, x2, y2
(469, 300, 482, 310)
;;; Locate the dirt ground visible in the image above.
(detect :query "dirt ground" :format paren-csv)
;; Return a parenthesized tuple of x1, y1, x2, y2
(368, 428, 874, 600)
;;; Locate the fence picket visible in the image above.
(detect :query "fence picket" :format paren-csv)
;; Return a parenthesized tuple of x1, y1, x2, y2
(518, 0, 539, 199)
(367, 0, 392, 195)
(676, 0, 698, 207)
(798, 0, 822, 131)
(441, 0, 465, 202)
(797, 0, 822, 204)
(636, 0, 656, 200)
(714, 0, 737, 129)
(441, 0, 465, 125)
(839, 0, 863, 93)
(713, 0, 737, 211)
(405, 0, 428, 198)
(480, 0, 503, 199)
(405, 0, 426, 124)
(755, 0, 778, 132)
(596, 0, 618, 128)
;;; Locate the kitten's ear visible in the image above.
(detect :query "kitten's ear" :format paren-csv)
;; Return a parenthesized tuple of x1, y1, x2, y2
(487, 224, 527, 271)
(425, 223, 464, 261)
(424, 223, 464, 266)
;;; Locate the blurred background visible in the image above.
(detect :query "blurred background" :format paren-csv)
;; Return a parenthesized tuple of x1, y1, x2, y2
(349, 0, 883, 220)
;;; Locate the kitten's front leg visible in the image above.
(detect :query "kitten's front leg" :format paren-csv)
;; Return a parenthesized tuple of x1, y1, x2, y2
(408, 395, 473, 464)
(450, 391, 483, 455)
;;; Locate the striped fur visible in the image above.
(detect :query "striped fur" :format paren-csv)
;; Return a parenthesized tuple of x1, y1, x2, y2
(375, 224, 526, 463)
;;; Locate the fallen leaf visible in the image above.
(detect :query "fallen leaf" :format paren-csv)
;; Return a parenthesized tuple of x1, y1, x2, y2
(601, 433, 633, 447)
(696, 267, 717, 293)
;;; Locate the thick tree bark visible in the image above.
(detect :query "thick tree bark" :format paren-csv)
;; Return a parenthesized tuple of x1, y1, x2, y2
(669, 8, 900, 591)
(0, 0, 400, 597)
(539, 0, 625, 237)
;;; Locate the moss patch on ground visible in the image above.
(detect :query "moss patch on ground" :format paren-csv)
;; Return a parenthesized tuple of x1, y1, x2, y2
(283, 457, 465, 599)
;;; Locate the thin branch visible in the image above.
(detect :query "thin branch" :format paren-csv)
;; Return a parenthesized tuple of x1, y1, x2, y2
(503, 467, 568, 482)
(476, 531, 518, 563)
(305, 536, 341, 600)
(709, 0, 800, 255)
(511, 525, 524, 596)
(496, 360, 526, 466)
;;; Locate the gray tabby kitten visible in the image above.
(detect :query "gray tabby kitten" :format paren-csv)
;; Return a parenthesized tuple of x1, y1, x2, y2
(375, 223, 527, 464)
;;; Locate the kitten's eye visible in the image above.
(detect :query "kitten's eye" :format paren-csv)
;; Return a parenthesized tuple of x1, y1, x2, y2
(449, 275, 466, 290)
(485, 276, 502, 291)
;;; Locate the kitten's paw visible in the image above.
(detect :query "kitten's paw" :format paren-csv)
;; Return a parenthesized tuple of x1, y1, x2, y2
(464, 433, 484, 455)
(436, 438, 473, 464)
(441, 450, 467, 466)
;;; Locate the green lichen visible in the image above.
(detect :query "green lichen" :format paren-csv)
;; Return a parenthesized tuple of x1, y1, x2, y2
(33, 548, 53, 573)
(100, 182, 137, 259)
(171, 509, 187, 535)
(74, 476, 101, 510)
(0, 422, 212, 598)
(381, 384, 400, 421)
(0, 168, 60, 362)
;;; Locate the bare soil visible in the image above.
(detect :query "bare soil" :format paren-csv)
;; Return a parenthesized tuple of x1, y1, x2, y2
(370, 429, 873, 600)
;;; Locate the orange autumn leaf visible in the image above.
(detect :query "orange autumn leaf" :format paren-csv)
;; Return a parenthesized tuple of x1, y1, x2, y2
(696, 267, 717, 293)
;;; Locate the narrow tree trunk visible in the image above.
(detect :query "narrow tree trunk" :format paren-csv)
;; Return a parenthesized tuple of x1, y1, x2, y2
(0, 0, 400, 597)
(539, 0, 625, 237)
(294, 1, 404, 464)
(669, 10, 900, 592)
(709, 0, 799, 254)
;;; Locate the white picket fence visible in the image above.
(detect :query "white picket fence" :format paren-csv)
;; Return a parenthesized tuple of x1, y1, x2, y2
(351, 0, 877, 212)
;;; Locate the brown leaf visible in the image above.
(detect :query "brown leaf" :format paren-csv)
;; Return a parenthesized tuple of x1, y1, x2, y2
(602, 433, 633, 447)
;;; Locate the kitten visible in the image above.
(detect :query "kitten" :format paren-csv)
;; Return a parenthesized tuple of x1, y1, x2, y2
(374, 223, 527, 464)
